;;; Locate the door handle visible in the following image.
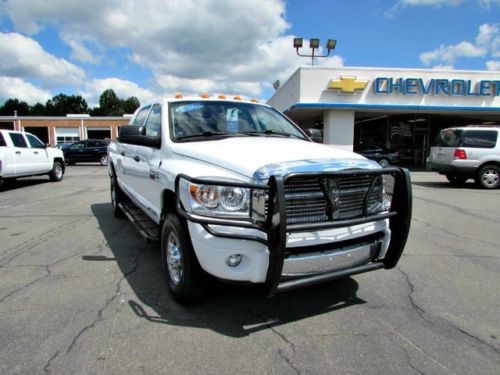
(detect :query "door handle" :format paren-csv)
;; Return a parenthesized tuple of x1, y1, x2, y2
(16, 151, 21, 155)
(120, 151, 125, 156)
(133, 155, 141, 162)
(34, 151, 39, 155)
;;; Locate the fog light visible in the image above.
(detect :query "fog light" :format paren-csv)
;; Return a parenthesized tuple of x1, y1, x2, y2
(226, 254, 242, 267)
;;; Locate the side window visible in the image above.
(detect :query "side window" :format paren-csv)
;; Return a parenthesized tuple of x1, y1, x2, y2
(133, 106, 151, 127)
(86, 140, 98, 147)
(462, 130, 497, 148)
(26, 134, 45, 148)
(0, 133, 6, 147)
(144, 104, 161, 137)
(9, 133, 28, 148)
(71, 142, 84, 149)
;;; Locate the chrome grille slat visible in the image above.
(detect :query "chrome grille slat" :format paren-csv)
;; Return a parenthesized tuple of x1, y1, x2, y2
(282, 175, 383, 225)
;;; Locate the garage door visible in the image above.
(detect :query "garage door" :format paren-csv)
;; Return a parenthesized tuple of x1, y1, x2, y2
(87, 127, 111, 140)
(56, 127, 80, 145)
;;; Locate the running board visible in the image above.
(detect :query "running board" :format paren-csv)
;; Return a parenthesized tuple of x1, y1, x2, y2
(118, 202, 160, 243)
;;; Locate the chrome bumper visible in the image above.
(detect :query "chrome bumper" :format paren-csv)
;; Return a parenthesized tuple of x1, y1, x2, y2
(281, 241, 381, 277)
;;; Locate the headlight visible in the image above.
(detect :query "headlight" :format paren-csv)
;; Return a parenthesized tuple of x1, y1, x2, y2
(366, 175, 394, 215)
(180, 178, 251, 218)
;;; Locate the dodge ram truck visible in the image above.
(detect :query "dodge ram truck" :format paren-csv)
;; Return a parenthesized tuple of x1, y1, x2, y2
(108, 96, 412, 303)
(0, 129, 65, 185)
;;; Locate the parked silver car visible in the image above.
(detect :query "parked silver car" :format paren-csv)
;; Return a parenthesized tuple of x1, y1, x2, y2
(426, 126, 500, 189)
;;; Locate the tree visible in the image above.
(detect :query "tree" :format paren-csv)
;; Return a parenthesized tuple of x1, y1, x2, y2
(99, 89, 122, 116)
(0, 98, 30, 116)
(122, 96, 140, 114)
(45, 94, 89, 116)
(30, 103, 46, 116)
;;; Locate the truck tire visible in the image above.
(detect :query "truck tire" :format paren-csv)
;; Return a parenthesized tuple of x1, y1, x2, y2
(110, 175, 125, 218)
(161, 213, 208, 304)
(49, 161, 64, 182)
(477, 165, 500, 189)
(100, 154, 108, 166)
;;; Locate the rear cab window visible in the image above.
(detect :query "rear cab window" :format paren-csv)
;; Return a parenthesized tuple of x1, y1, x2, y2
(26, 134, 45, 148)
(0, 133, 6, 147)
(9, 133, 28, 148)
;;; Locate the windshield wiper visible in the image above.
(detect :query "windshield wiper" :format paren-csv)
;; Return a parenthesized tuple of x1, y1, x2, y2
(177, 130, 250, 140)
(243, 130, 305, 139)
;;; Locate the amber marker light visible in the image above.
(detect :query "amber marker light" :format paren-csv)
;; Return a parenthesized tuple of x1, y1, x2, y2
(175, 93, 183, 98)
(233, 96, 242, 100)
(200, 93, 210, 98)
(218, 95, 226, 99)
(250, 98, 258, 103)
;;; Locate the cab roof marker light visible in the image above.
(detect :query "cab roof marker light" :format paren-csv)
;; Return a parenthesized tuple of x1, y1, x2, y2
(218, 95, 226, 99)
(175, 93, 183, 98)
(233, 96, 242, 101)
(250, 98, 258, 103)
(200, 93, 210, 98)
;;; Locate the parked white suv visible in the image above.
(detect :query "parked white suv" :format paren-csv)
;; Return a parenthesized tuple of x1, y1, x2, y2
(0, 129, 65, 185)
(427, 126, 500, 189)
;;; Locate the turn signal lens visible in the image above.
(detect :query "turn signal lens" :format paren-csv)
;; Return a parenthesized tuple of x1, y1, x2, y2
(454, 149, 467, 160)
(190, 184, 219, 208)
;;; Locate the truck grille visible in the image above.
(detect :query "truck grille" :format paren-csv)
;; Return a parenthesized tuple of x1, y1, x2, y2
(283, 175, 387, 225)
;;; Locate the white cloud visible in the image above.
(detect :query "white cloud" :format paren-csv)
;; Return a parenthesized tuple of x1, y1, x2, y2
(0, 76, 51, 104)
(486, 60, 500, 70)
(420, 23, 498, 67)
(82, 78, 155, 107)
(1, 0, 342, 99)
(0, 32, 85, 87)
(478, 0, 500, 8)
(385, 0, 463, 17)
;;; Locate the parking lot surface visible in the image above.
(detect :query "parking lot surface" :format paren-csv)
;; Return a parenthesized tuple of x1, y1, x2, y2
(0, 166, 499, 374)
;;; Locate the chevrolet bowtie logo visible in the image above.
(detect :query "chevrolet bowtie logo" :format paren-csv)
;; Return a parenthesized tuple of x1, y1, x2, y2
(328, 76, 369, 93)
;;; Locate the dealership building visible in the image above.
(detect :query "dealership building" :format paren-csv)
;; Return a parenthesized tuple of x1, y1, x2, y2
(268, 66, 500, 165)
(0, 115, 130, 146)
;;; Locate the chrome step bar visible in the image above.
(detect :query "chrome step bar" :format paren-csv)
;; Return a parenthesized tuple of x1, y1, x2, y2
(119, 202, 159, 243)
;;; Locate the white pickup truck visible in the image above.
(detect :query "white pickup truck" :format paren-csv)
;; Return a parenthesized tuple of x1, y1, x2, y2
(108, 97, 412, 303)
(0, 129, 65, 185)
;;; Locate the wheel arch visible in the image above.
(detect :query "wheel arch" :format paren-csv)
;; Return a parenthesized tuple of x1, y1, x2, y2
(160, 189, 178, 226)
(54, 157, 65, 173)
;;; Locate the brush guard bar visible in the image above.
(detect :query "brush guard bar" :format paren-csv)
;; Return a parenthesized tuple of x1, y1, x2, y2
(175, 167, 412, 297)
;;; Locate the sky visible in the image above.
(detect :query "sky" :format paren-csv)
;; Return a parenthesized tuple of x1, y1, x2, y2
(0, 0, 498, 107)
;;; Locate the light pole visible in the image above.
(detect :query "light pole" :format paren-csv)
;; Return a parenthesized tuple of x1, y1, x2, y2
(294, 38, 337, 65)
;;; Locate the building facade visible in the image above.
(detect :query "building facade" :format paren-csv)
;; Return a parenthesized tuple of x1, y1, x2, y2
(268, 66, 500, 165)
(0, 115, 130, 146)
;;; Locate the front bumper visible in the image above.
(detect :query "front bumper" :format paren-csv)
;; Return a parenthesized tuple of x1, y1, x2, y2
(176, 167, 412, 296)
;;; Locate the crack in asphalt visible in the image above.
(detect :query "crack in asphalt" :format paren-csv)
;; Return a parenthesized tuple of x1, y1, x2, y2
(0, 218, 89, 267)
(414, 196, 500, 224)
(387, 333, 427, 375)
(248, 309, 300, 374)
(397, 266, 500, 356)
(413, 217, 497, 248)
(43, 350, 60, 375)
(0, 250, 90, 304)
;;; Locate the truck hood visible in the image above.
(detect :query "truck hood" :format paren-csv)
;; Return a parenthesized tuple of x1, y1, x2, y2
(171, 137, 375, 179)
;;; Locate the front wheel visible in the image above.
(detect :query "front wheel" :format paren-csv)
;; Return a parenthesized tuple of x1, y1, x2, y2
(110, 175, 125, 218)
(100, 154, 108, 166)
(49, 161, 64, 182)
(477, 165, 500, 189)
(161, 213, 208, 304)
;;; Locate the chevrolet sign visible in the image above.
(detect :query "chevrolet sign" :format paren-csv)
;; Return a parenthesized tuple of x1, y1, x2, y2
(374, 77, 500, 97)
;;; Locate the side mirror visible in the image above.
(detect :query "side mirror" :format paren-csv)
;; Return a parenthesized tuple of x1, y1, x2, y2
(306, 128, 323, 143)
(118, 126, 161, 148)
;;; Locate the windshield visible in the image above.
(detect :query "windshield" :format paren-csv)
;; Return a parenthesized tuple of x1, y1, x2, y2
(170, 101, 307, 141)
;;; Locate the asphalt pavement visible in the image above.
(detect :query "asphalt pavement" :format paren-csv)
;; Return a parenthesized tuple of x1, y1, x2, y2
(0, 165, 499, 374)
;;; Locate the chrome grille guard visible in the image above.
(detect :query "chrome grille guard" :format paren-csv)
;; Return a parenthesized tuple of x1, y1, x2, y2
(175, 167, 412, 296)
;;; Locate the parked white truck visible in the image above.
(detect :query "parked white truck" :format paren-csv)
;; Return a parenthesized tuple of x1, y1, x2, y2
(0, 129, 65, 185)
(108, 97, 412, 303)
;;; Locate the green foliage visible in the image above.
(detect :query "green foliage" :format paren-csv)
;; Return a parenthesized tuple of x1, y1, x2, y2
(0, 89, 141, 117)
